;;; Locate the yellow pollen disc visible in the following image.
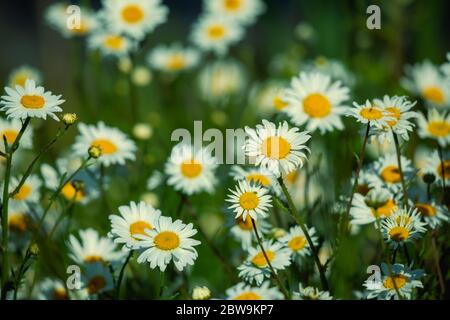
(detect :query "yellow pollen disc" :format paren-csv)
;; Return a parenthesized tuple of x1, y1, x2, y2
(261, 136, 291, 160)
(234, 292, 261, 300)
(8, 213, 28, 234)
(374, 199, 397, 218)
(246, 174, 270, 187)
(154, 231, 180, 250)
(13, 74, 28, 87)
(224, 0, 241, 11)
(61, 183, 84, 202)
(208, 25, 226, 39)
(20, 95, 45, 109)
(239, 192, 260, 210)
(285, 171, 298, 184)
(422, 86, 445, 104)
(12, 184, 32, 201)
(303, 93, 332, 118)
(236, 215, 253, 230)
(389, 226, 409, 242)
(1, 129, 18, 145)
(380, 165, 401, 183)
(129, 220, 153, 238)
(53, 288, 68, 300)
(91, 139, 118, 155)
(167, 55, 186, 71)
(428, 121, 450, 137)
(437, 160, 450, 179)
(385, 107, 401, 126)
(273, 96, 288, 110)
(121, 4, 144, 24)
(87, 276, 106, 294)
(288, 235, 307, 251)
(251, 250, 275, 267)
(415, 203, 437, 217)
(359, 107, 382, 120)
(104, 35, 124, 50)
(84, 255, 104, 264)
(71, 21, 88, 34)
(383, 274, 408, 290)
(180, 159, 203, 178)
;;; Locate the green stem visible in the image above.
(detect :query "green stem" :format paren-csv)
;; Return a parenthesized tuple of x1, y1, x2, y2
(251, 219, 290, 300)
(13, 248, 35, 300)
(116, 250, 133, 299)
(159, 270, 165, 298)
(278, 177, 329, 291)
(392, 132, 408, 209)
(437, 144, 447, 204)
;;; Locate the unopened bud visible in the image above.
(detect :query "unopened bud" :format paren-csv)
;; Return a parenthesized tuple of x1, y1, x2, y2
(192, 286, 211, 300)
(62, 113, 77, 126)
(29, 243, 39, 256)
(88, 145, 102, 159)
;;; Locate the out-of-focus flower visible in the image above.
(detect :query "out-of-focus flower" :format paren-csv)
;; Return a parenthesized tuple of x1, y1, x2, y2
(417, 109, 450, 147)
(7, 65, 42, 88)
(133, 123, 153, 140)
(0, 118, 33, 152)
(192, 286, 211, 300)
(293, 283, 333, 300)
(350, 188, 397, 226)
(148, 44, 200, 74)
(225, 282, 283, 300)
(88, 31, 136, 58)
(368, 153, 413, 194)
(205, 0, 265, 26)
(414, 201, 449, 229)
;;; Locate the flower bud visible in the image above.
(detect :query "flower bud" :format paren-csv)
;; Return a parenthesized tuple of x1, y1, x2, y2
(88, 145, 102, 159)
(192, 286, 211, 300)
(62, 113, 77, 126)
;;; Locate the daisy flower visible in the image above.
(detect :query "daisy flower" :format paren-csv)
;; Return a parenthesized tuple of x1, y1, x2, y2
(108, 201, 162, 249)
(414, 202, 449, 229)
(244, 120, 311, 177)
(417, 109, 450, 147)
(424, 150, 449, 183)
(402, 60, 450, 108)
(82, 262, 114, 296)
(347, 99, 391, 129)
(3, 174, 41, 211)
(352, 169, 374, 196)
(230, 165, 278, 191)
(283, 72, 350, 134)
(225, 282, 283, 300)
(0, 118, 33, 153)
(165, 143, 218, 195)
(372, 95, 418, 141)
(364, 263, 424, 300)
(135, 216, 201, 272)
(238, 240, 291, 285)
(88, 31, 136, 58)
(147, 44, 200, 73)
(279, 225, 318, 259)
(72, 122, 137, 167)
(350, 188, 398, 226)
(146, 170, 164, 190)
(205, 0, 266, 25)
(0, 79, 64, 121)
(226, 180, 272, 221)
(293, 283, 333, 300)
(7, 65, 42, 87)
(368, 153, 414, 194)
(304, 57, 355, 87)
(191, 14, 244, 56)
(36, 278, 69, 300)
(68, 228, 125, 265)
(229, 214, 270, 249)
(382, 207, 427, 249)
(249, 81, 289, 115)
(100, 0, 168, 40)
(198, 60, 246, 103)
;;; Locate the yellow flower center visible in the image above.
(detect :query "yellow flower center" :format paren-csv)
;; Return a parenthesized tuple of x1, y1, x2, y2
(167, 55, 186, 71)
(91, 139, 118, 155)
(236, 215, 253, 230)
(437, 160, 450, 179)
(234, 292, 261, 300)
(373, 199, 397, 218)
(380, 165, 401, 183)
(359, 107, 382, 120)
(239, 192, 260, 210)
(87, 276, 106, 295)
(383, 274, 408, 290)
(288, 235, 307, 251)
(1, 129, 18, 145)
(285, 171, 298, 184)
(251, 250, 275, 267)
(428, 121, 450, 137)
(12, 184, 32, 201)
(422, 86, 445, 104)
(385, 107, 401, 126)
(104, 35, 124, 50)
(121, 4, 144, 24)
(84, 256, 104, 264)
(61, 183, 84, 202)
(207, 25, 226, 39)
(154, 231, 180, 250)
(273, 96, 288, 111)
(415, 203, 437, 217)
(303, 93, 332, 118)
(261, 136, 291, 160)
(246, 174, 270, 187)
(70, 20, 88, 35)
(180, 159, 203, 178)
(53, 288, 68, 300)
(129, 220, 153, 239)
(389, 226, 410, 242)
(13, 74, 28, 87)
(224, 0, 241, 10)
(8, 213, 28, 234)
(20, 95, 45, 109)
